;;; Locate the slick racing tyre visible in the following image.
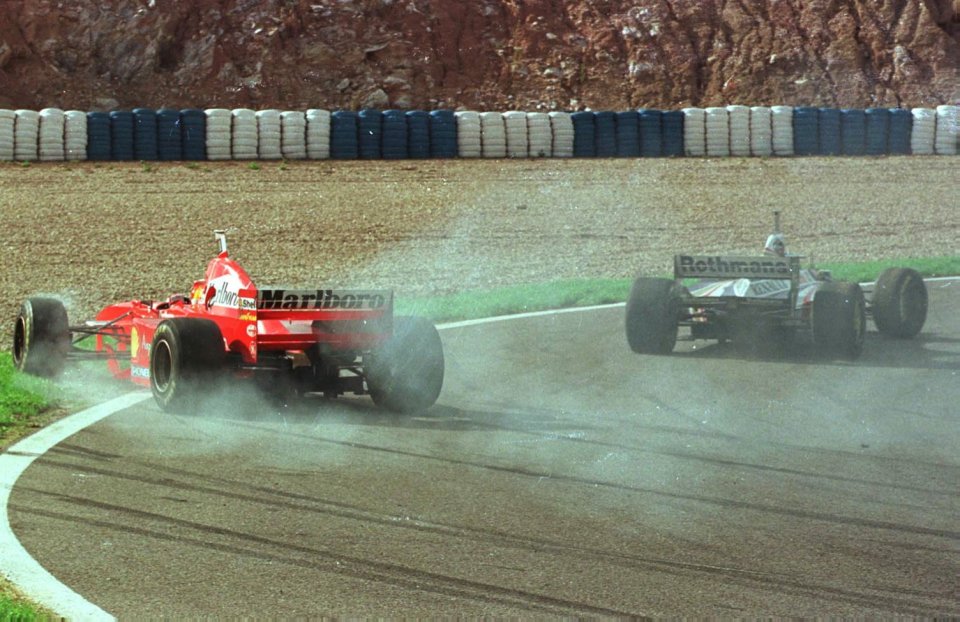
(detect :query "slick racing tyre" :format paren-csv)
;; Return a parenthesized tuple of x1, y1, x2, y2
(13, 297, 70, 377)
(813, 281, 866, 360)
(367, 316, 444, 414)
(150, 318, 225, 413)
(872, 267, 927, 338)
(625, 277, 681, 354)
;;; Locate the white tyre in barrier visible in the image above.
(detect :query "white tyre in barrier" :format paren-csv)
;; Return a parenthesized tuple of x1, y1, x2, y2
(726, 105, 751, 156)
(503, 111, 528, 158)
(771, 105, 794, 156)
(934, 105, 958, 155)
(705, 107, 730, 157)
(480, 111, 507, 158)
(527, 112, 552, 157)
(456, 110, 482, 157)
(749, 106, 773, 156)
(306, 109, 331, 159)
(14, 110, 39, 161)
(682, 107, 706, 156)
(280, 111, 307, 159)
(549, 111, 574, 156)
(910, 108, 935, 155)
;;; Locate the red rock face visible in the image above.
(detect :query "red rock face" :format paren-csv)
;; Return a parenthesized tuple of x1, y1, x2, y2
(0, 0, 957, 111)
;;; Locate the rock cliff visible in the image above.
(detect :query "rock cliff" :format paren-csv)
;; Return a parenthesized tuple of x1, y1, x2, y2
(1, 0, 958, 111)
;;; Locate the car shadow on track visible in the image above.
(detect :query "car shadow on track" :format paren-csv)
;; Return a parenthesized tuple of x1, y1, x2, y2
(672, 331, 960, 371)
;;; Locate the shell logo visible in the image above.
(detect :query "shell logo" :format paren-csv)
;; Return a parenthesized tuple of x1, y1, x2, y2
(131, 327, 140, 358)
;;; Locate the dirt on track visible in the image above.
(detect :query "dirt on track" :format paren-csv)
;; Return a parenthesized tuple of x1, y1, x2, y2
(0, 157, 957, 351)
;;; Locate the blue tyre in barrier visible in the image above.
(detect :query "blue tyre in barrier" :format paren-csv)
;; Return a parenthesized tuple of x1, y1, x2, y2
(865, 108, 890, 155)
(358, 108, 382, 159)
(840, 109, 866, 155)
(330, 110, 359, 159)
(661, 110, 684, 157)
(571, 111, 595, 157)
(132, 107, 158, 160)
(109, 111, 135, 161)
(818, 108, 841, 156)
(594, 111, 617, 157)
(381, 109, 408, 160)
(406, 110, 430, 159)
(792, 106, 819, 155)
(429, 110, 457, 158)
(615, 111, 640, 157)
(156, 108, 182, 161)
(86, 112, 111, 161)
(179, 108, 206, 160)
(639, 109, 664, 157)
(888, 108, 912, 155)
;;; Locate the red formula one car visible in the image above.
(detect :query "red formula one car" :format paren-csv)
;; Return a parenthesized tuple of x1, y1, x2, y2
(13, 231, 444, 413)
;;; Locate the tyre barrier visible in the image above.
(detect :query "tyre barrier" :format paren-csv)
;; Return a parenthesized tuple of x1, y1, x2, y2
(406, 110, 430, 159)
(594, 111, 617, 157)
(132, 107, 158, 161)
(330, 110, 359, 160)
(256, 109, 283, 160)
(231, 108, 258, 160)
(306, 109, 331, 160)
(429, 110, 457, 158)
(156, 108, 182, 161)
(727, 105, 751, 157)
(661, 110, 684, 157)
(109, 110, 135, 161)
(0, 109, 14, 161)
(455, 110, 482, 159)
(910, 107, 935, 155)
(4, 105, 959, 162)
(571, 111, 596, 157)
(615, 111, 640, 158)
(888, 108, 912, 155)
(180, 108, 206, 161)
(479, 111, 506, 158)
(792, 106, 819, 156)
(381, 109, 408, 160)
(358, 108, 383, 160)
(86, 111, 111, 161)
(705, 107, 730, 157)
(840, 109, 866, 156)
(638, 109, 663, 157)
(38, 108, 65, 162)
(818, 108, 841, 156)
(682, 107, 706, 157)
(865, 107, 890, 156)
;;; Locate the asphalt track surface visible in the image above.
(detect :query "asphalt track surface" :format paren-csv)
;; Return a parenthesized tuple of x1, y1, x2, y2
(3, 279, 959, 617)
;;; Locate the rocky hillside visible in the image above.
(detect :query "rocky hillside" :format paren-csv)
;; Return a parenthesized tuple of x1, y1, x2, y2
(1, 0, 958, 112)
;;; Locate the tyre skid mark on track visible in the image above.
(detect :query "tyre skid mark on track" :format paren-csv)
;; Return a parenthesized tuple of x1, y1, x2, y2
(21, 459, 956, 614)
(11, 495, 635, 618)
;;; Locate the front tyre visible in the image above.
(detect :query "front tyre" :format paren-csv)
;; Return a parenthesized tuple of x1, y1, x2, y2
(813, 281, 866, 360)
(150, 318, 225, 413)
(625, 277, 680, 354)
(872, 267, 927, 338)
(367, 316, 444, 414)
(13, 297, 70, 377)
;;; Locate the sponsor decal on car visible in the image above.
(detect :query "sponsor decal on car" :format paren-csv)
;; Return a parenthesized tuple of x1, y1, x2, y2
(257, 289, 390, 310)
(131, 365, 150, 379)
(675, 255, 795, 279)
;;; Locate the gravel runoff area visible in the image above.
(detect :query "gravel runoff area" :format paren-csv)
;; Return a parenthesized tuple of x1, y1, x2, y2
(0, 157, 957, 350)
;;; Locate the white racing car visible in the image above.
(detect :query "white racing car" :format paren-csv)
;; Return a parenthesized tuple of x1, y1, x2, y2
(625, 214, 928, 359)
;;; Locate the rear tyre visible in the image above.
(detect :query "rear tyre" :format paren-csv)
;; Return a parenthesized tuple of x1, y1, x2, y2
(872, 267, 927, 338)
(813, 281, 866, 360)
(150, 318, 225, 413)
(13, 297, 70, 377)
(625, 277, 680, 354)
(367, 316, 444, 414)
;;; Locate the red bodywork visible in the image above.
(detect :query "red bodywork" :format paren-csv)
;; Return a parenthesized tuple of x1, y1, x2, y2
(87, 248, 392, 388)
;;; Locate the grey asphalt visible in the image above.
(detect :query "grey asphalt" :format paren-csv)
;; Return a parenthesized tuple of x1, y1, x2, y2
(7, 279, 960, 617)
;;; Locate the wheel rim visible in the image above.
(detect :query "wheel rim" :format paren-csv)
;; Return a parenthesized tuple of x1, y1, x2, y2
(152, 340, 173, 392)
(13, 316, 26, 366)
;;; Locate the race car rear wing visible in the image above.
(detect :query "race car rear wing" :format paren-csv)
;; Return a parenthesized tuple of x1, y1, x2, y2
(674, 254, 800, 280)
(256, 288, 393, 319)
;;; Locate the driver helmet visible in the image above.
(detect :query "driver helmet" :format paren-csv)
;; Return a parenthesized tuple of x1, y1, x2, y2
(764, 233, 786, 257)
